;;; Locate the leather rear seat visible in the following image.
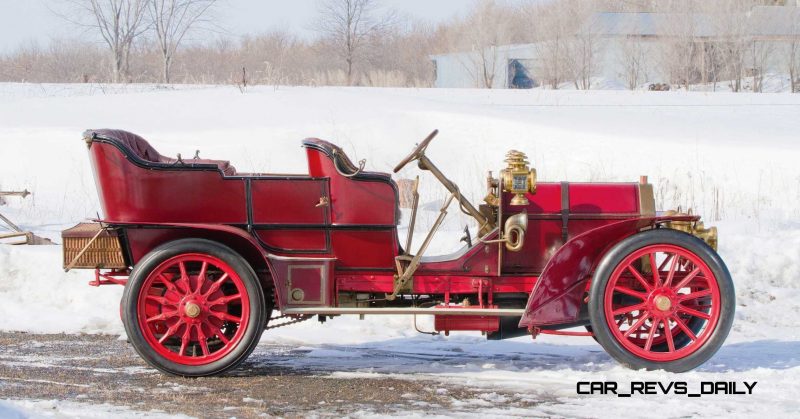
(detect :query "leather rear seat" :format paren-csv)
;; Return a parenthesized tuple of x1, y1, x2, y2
(87, 129, 236, 175)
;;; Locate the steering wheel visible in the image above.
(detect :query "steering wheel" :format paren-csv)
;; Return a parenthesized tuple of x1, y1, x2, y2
(393, 129, 439, 173)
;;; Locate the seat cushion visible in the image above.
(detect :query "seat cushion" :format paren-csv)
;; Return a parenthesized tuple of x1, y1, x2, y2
(87, 129, 236, 175)
(188, 158, 236, 176)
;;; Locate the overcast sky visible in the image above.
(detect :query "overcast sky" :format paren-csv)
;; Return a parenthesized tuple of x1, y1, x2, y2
(0, 0, 474, 53)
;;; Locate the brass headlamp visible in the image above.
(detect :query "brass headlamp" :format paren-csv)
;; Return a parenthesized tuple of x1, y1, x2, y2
(500, 150, 537, 206)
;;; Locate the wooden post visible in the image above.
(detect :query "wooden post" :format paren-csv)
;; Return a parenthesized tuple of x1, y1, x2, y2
(0, 190, 30, 232)
(397, 178, 415, 209)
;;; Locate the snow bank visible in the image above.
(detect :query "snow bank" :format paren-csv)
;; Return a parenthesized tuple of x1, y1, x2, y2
(0, 245, 123, 334)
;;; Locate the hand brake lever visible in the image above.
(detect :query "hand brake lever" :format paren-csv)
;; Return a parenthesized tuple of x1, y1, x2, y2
(460, 224, 472, 247)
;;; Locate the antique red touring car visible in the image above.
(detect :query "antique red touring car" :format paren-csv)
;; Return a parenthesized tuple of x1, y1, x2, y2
(63, 129, 734, 377)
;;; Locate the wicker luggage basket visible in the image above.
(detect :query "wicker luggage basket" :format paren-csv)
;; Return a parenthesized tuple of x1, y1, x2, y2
(62, 223, 126, 270)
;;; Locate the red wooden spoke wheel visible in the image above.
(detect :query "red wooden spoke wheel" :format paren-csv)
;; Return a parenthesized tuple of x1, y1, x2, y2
(583, 254, 705, 347)
(588, 229, 734, 372)
(138, 254, 250, 365)
(122, 239, 266, 377)
(604, 244, 720, 361)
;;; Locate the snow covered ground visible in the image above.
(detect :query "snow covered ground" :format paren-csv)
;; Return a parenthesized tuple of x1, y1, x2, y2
(0, 399, 190, 419)
(1, 82, 799, 417)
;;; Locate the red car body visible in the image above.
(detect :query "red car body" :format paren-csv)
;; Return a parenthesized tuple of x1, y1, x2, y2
(64, 129, 733, 376)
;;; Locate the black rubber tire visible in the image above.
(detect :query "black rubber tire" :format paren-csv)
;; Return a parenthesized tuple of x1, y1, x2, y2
(121, 239, 267, 377)
(588, 229, 734, 372)
(587, 313, 705, 349)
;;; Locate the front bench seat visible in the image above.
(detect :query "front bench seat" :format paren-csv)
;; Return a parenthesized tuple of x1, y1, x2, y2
(302, 137, 401, 225)
(86, 129, 236, 176)
(302, 138, 365, 176)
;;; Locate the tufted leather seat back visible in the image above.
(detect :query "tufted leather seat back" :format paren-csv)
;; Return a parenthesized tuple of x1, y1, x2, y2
(94, 129, 162, 162)
(86, 129, 236, 175)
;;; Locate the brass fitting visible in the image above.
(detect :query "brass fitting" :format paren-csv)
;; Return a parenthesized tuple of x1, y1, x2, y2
(500, 150, 537, 206)
(662, 210, 718, 250)
(483, 170, 500, 207)
(503, 211, 528, 251)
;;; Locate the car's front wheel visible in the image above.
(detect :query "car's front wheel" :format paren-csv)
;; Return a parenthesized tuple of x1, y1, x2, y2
(121, 239, 266, 377)
(588, 229, 734, 372)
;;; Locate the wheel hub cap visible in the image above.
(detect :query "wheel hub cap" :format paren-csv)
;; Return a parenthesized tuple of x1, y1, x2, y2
(654, 295, 672, 311)
(184, 302, 201, 318)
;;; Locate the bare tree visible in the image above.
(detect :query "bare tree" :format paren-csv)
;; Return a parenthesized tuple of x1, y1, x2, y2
(458, 1, 514, 88)
(368, 21, 439, 87)
(525, 2, 574, 89)
(701, 41, 725, 91)
(750, 40, 774, 92)
(790, 31, 800, 93)
(618, 36, 648, 90)
(148, 0, 217, 84)
(708, 0, 754, 92)
(0, 38, 107, 83)
(608, 1, 651, 90)
(775, 6, 800, 92)
(58, 0, 150, 83)
(315, 0, 395, 85)
(658, 1, 702, 90)
(564, 1, 602, 90)
(719, 1, 774, 93)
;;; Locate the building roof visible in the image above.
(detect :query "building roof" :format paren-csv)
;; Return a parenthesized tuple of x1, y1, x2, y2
(584, 12, 714, 37)
(584, 6, 799, 38)
(750, 6, 800, 36)
(431, 6, 800, 61)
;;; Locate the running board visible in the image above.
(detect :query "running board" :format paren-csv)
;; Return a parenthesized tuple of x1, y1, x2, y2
(281, 307, 526, 317)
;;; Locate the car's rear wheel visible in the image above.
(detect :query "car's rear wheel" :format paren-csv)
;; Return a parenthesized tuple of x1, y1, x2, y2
(588, 229, 734, 372)
(122, 239, 266, 377)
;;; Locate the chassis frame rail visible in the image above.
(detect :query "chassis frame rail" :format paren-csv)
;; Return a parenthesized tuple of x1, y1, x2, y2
(281, 307, 526, 316)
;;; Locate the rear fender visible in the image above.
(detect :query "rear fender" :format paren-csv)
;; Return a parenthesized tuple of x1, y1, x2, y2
(518, 215, 697, 328)
(110, 221, 285, 309)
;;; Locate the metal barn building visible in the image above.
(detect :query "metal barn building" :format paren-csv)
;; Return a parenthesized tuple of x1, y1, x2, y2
(431, 6, 800, 89)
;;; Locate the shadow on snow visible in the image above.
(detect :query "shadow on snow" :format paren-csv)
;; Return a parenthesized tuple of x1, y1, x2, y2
(235, 337, 800, 377)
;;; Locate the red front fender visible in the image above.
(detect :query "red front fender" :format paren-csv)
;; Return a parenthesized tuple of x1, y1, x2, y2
(518, 215, 698, 328)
